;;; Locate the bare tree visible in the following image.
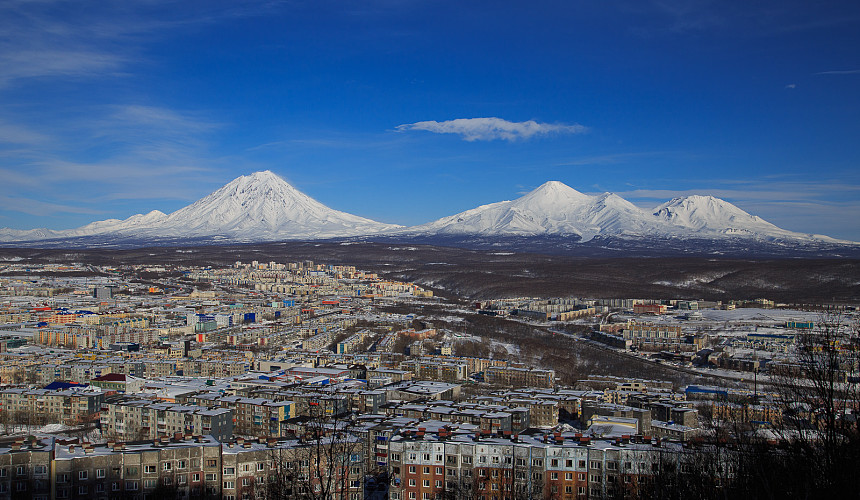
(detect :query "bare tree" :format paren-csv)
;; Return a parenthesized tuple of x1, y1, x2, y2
(628, 313, 860, 500)
(768, 312, 860, 496)
(265, 414, 364, 500)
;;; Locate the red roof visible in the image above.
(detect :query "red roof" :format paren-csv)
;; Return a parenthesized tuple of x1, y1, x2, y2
(92, 373, 127, 382)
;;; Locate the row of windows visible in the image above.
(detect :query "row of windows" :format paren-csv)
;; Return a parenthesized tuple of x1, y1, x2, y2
(222, 463, 266, 475)
(393, 487, 587, 500)
(392, 456, 628, 472)
(407, 466, 443, 475)
(0, 465, 48, 476)
(406, 479, 444, 488)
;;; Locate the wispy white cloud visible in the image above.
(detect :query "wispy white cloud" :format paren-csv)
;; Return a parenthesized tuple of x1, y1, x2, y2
(785, 83, 796, 89)
(0, 119, 49, 145)
(35, 158, 213, 187)
(86, 105, 222, 153)
(247, 132, 409, 152)
(558, 151, 676, 166)
(0, 1, 285, 88)
(0, 194, 102, 217)
(0, 49, 126, 87)
(0, 103, 225, 214)
(0, 1, 292, 227)
(814, 69, 860, 75)
(617, 182, 860, 206)
(395, 117, 588, 142)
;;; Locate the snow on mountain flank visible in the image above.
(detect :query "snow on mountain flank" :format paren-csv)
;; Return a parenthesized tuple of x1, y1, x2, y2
(0, 171, 401, 243)
(651, 195, 849, 243)
(0, 175, 854, 246)
(149, 170, 401, 239)
(402, 181, 672, 242)
(401, 182, 854, 244)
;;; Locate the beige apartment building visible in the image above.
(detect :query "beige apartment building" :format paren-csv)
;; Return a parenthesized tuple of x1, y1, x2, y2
(100, 396, 233, 442)
(485, 366, 556, 388)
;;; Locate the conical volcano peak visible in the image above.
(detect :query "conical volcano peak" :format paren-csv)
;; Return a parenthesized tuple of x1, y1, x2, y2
(159, 171, 401, 238)
(247, 169, 278, 180)
(653, 194, 776, 233)
(663, 195, 725, 210)
(238, 170, 293, 189)
(519, 180, 591, 206)
(535, 180, 568, 190)
(220, 170, 301, 199)
(529, 180, 587, 196)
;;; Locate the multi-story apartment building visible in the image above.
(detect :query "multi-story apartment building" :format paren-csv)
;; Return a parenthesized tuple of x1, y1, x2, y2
(622, 322, 685, 352)
(401, 359, 470, 382)
(632, 304, 668, 315)
(302, 330, 336, 351)
(183, 393, 296, 438)
(337, 333, 365, 354)
(180, 359, 250, 378)
(100, 396, 233, 441)
(337, 387, 388, 414)
(504, 398, 560, 428)
(0, 386, 104, 426)
(0, 434, 365, 500)
(35, 318, 155, 349)
(485, 366, 556, 388)
(580, 401, 652, 434)
(0, 436, 53, 499)
(386, 424, 673, 500)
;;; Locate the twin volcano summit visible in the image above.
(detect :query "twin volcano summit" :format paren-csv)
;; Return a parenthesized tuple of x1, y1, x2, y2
(0, 171, 852, 252)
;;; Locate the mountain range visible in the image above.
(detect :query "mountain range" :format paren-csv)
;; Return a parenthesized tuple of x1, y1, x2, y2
(0, 171, 855, 254)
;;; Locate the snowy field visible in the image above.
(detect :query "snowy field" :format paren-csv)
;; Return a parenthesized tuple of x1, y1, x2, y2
(697, 308, 823, 322)
(617, 307, 830, 326)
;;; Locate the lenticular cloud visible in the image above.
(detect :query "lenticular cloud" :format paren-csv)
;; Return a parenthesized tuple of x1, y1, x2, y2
(396, 117, 587, 141)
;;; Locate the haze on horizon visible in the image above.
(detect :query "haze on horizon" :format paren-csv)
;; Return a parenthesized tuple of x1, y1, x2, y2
(1, 1, 859, 240)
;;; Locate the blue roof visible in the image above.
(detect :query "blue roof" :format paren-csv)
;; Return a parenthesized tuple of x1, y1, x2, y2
(44, 381, 88, 390)
(685, 385, 728, 396)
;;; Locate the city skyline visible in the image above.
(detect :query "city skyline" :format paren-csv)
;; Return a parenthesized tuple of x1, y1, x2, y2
(1, 1, 859, 240)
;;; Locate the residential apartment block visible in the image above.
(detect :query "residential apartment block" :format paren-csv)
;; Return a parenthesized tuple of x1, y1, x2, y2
(100, 396, 233, 442)
(485, 366, 556, 388)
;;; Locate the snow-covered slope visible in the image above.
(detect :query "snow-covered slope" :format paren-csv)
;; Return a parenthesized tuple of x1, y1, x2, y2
(0, 171, 400, 243)
(402, 181, 596, 237)
(652, 195, 847, 243)
(141, 171, 401, 240)
(401, 182, 853, 244)
(402, 181, 671, 242)
(0, 175, 853, 247)
(0, 227, 62, 241)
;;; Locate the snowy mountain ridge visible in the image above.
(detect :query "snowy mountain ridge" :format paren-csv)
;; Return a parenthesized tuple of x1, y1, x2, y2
(0, 171, 401, 243)
(399, 181, 852, 244)
(0, 173, 853, 247)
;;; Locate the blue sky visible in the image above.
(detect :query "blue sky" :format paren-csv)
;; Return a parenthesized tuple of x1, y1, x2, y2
(2, 0, 860, 240)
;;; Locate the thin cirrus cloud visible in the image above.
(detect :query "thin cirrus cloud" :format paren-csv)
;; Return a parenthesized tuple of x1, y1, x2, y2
(814, 69, 860, 75)
(0, 194, 102, 217)
(395, 117, 588, 142)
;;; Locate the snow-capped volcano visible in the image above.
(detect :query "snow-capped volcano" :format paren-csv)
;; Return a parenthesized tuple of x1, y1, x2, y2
(651, 195, 845, 243)
(148, 170, 401, 239)
(401, 181, 600, 238)
(653, 195, 778, 233)
(0, 175, 853, 251)
(400, 181, 851, 244)
(0, 171, 401, 243)
(402, 181, 670, 241)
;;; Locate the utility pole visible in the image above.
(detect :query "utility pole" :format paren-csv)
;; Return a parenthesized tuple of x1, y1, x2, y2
(753, 367, 758, 401)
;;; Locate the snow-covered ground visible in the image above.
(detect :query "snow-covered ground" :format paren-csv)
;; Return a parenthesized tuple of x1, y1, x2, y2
(2, 423, 103, 442)
(697, 308, 821, 322)
(489, 340, 521, 356)
(615, 307, 827, 328)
